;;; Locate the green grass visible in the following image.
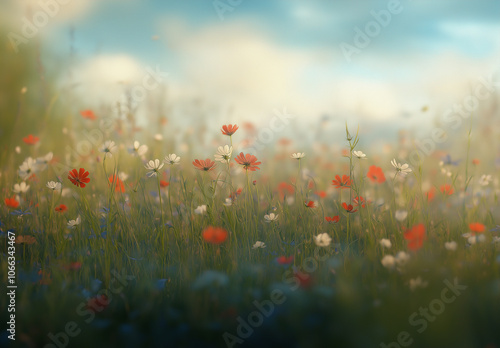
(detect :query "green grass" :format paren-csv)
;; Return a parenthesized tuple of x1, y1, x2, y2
(1, 119, 500, 348)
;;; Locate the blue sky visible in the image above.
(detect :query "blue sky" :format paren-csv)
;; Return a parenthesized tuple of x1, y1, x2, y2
(3, 0, 500, 142)
(63, 0, 500, 58)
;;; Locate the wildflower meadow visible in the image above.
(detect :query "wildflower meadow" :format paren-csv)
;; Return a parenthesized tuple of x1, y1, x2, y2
(1, 1, 500, 348)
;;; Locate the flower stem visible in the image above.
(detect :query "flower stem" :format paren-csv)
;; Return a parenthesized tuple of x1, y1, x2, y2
(156, 174, 165, 254)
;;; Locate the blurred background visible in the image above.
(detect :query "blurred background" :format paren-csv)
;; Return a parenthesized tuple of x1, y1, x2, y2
(0, 0, 499, 160)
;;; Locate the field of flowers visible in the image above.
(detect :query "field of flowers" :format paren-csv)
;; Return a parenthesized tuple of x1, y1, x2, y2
(2, 105, 500, 348)
(1, 26, 500, 348)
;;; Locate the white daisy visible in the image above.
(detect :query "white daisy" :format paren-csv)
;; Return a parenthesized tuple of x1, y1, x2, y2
(252, 241, 266, 249)
(395, 251, 410, 266)
(194, 205, 207, 215)
(291, 152, 306, 160)
(463, 233, 486, 245)
(479, 174, 492, 186)
(381, 255, 396, 269)
(46, 181, 62, 191)
(18, 157, 38, 180)
(118, 172, 129, 181)
(144, 159, 164, 177)
(314, 233, 332, 247)
(395, 210, 408, 222)
(353, 150, 367, 159)
(128, 141, 148, 157)
(379, 238, 392, 249)
(67, 216, 81, 229)
(214, 145, 233, 163)
(13, 182, 30, 193)
(264, 213, 279, 223)
(444, 241, 457, 251)
(391, 159, 412, 177)
(100, 140, 116, 157)
(164, 154, 181, 165)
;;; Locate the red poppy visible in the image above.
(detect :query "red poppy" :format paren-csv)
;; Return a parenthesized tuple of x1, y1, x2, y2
(315, 191, 327, 198)
(294, 270, 313, 289)
(108, 175, 125, 192)
(68, 168, 90, 188)
(80, 109, 97, 120)
(304, 200, 316, 208)
(278, 138, 291, 146)
(469, 223, 485, 234)
(202, 226, 228, 244)
(234, 152, 261, 171)
(86, 295, 109, 313)
(221, 124, 239, 136)
(160, 180, 170, 188)
(367, 166, 386, 184)
(426, 187, 436, 202)
(404, 223, 426, 251)
(332, 175, 352, 189)
(342, 202, 357, 213)
(440, 184, 454, 195)
(5, 196, 19, 209)
(472, 159, 480, 165)
(277, 182, 294, 200)
(229, 188, 243, 201)
(64, 262, 82, 271)
(325, 216, 340, 223)
(276, 256, 294, 265)
(242, 122, 255, 131)
(23, 134, 39, 145)
(55, 204, 67, 213)
(192, 159, 217, 171)
(353, 196, 366, 208)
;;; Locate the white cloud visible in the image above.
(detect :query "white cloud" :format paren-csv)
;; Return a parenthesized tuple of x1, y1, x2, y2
(65, 54, 145, 106)
(62, 16, 500, 129)
(333, 78, 401, 121)
(160, 20, 439, 123)
(162, 20, 311, 121)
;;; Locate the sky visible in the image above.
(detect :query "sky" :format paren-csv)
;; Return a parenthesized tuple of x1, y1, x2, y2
(3, 0, 500, 143)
